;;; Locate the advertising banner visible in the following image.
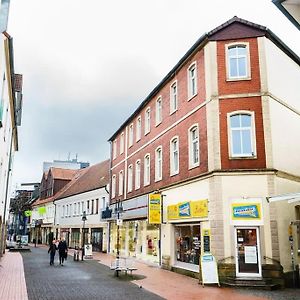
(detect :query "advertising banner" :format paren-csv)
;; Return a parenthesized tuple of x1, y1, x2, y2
(231, 203, 261, 220)
(38, 206, 46, 215)
(167, 200, 208, 220)
(148, 194, 161, 224)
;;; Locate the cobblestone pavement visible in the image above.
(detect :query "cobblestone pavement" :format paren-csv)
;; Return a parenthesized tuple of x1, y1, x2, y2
(18, 246, 300, 300)
(21, 247, 163, 300)
(237, 288, 300, 300)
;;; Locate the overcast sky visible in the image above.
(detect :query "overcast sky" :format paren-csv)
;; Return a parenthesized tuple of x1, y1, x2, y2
(7, 0, 300, 188)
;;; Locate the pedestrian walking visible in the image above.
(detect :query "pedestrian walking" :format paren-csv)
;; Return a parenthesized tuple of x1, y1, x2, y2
(58, 238, 68, 266)
(48, 240, 57, 266)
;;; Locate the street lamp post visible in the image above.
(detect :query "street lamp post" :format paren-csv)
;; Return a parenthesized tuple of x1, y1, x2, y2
(81, 211, 87, 261)
(115, 200, 123, 277)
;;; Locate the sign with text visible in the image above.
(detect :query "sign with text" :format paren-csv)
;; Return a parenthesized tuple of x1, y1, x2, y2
(167, 200, 208, 220)
(148, 194, 161, 224)
(232, 203, 261, 220)
(200, 254, 220, 287)
(202, 229, 211, 253)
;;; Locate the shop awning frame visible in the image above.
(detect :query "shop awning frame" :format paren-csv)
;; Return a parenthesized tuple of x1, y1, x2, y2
(267, 192, 300, 203)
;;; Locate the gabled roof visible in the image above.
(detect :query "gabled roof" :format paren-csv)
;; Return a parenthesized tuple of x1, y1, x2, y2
(50, 167, 78, 180)
(108, 16, 300, 142)
(54, 159, 110, 201)
(32, 196, 55, 207)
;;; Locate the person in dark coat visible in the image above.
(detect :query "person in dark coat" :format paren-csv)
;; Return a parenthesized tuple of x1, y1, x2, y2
(58, 238, 68, 266)
(48, 240, 57, 266)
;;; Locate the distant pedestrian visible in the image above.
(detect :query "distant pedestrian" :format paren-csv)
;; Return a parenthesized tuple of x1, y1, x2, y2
(48, 240, 57, 266)
(58, 238, 68, 266)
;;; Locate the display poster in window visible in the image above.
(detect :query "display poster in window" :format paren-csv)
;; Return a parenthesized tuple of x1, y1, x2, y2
(244, 246, 257, 264)
(200, 253, 220, 287)
(148, 194, 161, 224)
(167, 199, 208, 220)
(202, 229, 211, 253)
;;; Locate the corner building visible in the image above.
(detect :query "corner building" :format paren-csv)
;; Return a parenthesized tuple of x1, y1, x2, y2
(108, 17, 300, 286)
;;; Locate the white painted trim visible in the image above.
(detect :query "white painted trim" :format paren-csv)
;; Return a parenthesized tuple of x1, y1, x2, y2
(155, 145, 163, 182)
(225, 42, 251, 81)
(170, 80, 178, 114)
(135, 159, 141, 190)
(120, 132, 124, 154)
(187, 61, 198, 100)
(155, 96, 162, 126)
(235, 226, 262, 278)
(144, 153, 151, 186)
(188, 123, 200, 169)
(128, 123, 134, 148)
(127, 164, 133, 193)
(111, 98, 210, 171)
(144, 107, 151, 135)
(227, 111, 257, 159)
(111, 174, 116, 198)
(170, 136, 179, 176)
(118, 170, 124, 196)
(136, 116, 142, 142)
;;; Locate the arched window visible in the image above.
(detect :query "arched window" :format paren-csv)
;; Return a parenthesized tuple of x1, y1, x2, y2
(227, 44, 250, 79)
(135, 160, 141, 189)
(144, 154, 151, 186)
(155, 146, 163, 181)
(189, 125, 199, 167)
(170, 137, 179, 175)
(228, 112, 256, 157)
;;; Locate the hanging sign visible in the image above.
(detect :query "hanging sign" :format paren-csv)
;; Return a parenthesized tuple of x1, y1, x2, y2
(167, 200, 208, 220)
(24, 210, 32, 217)
(148, 194, 161, 224)
(200, 253, 220, 287)
(38, 206, 46, 215)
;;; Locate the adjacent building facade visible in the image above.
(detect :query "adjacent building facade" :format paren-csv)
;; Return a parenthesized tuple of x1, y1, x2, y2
(108, 17, 300, 285)
(54, 160, 110, 253)
(0, 0, 23, 255)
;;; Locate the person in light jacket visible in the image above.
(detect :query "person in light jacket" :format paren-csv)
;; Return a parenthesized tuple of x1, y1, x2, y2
(58, 238, 68, 266)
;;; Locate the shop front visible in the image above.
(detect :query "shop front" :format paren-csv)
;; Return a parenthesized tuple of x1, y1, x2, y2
(108, 194, 160, 265)
(231, 200, 263, 278)
(167, 199, 208, 272)
(110, 220, 159, 264)
(70, 228, 80, 248)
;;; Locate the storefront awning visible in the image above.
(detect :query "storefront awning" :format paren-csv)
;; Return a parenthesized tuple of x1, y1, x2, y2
(267, 192, 300, 204)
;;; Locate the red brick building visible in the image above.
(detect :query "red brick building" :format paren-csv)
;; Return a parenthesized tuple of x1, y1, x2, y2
(107, 17, 300, 286)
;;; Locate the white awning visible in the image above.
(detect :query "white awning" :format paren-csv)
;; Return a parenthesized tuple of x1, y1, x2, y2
(267, 192, 300, 203)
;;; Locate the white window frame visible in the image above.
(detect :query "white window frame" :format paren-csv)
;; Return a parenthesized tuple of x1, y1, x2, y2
(170, 136, 179, 176)
(170, 80, 178, 114)
(188, 124, 200, 168)
(226, 42, 251, 81)
(136, 116, 141, 142)
(155, 96, 162, 126)
(144, 154, 151, 186)
(112, 174, 116, 198)
(187, 62, 197, 100)
(113, 140, 117, 159)
(155, 146, 163, 182)
(145, 107, 151, 135)
(118, 170, 124, 196)
(129, 123, 134, 147)
(227, 111, 256, 158)
(127, 164, 133, 193)
(120, 132, 124, 154)
(135, 159, 141, 190)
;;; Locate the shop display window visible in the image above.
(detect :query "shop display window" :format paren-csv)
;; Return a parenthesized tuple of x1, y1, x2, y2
(175, 224, 200, 265)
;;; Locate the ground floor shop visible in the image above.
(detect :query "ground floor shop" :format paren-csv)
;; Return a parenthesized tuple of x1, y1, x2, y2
(57, 225, 108, 252)
(109, 220, 160, 264)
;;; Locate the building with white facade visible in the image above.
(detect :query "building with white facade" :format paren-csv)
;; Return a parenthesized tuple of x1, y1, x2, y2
(0, 0, 23, 255)
(54, 160, 109, 253)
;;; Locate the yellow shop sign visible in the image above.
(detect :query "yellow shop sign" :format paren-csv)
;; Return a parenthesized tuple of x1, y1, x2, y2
(167, 199, 208, 220)
(148, 193, 162, 224)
